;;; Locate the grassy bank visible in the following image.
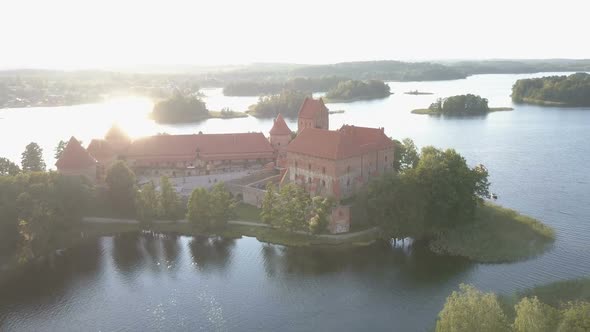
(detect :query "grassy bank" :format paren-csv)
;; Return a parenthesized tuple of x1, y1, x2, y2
(515, 97, 570, 106)
(234, 203, 262, 222)
(429, 203, 555, 263)
(411, 107, 514, 115)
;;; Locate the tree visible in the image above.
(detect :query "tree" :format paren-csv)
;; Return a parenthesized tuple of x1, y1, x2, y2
(187, 188, 211, 229)
(364, 172, 426, 239)
(395, 138, 419, 172)
(21, 142, 46, 172)
(513, 297, 560, 332)
(272, 183, 310, 231)
(159, 176, 182, 220)
(261, 182, 277, 224)
(54, 140, 67, 159)
(436, 284, 510, 332)
(558, 301, 590, 332)
(209, 182, 235, 228)
(0, 157, 21, 176)
(136, 182, 159, 222)
(105, 161, 137, 216)
(309, 196, 332, 234)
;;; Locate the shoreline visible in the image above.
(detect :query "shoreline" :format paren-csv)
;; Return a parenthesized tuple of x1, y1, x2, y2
(323, 93, 392, 103)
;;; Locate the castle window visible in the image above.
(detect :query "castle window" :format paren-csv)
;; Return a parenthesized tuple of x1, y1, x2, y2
(308, 163, 311, 170)
(322, 167, 326, 174)
(322, 180, 326, 187)
(308, 177, 312, 183)
(347, 166, 351, 173)
(278, 142, 281, 146)
(385, 156, 388, 162)
(347, 179, 350, 187)
(295, 161, 298, 168)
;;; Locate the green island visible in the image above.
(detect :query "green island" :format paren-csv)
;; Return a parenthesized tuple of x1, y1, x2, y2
(512, 72, 590, 106)
(323, 79, 391, 102)
(151, 93, 247, 123)
(0, 138, 555, 284)
(404, 90, 434, 95)
(434, 278, 590, 332)
(411, 94, 513, 115)
(246, 89, 308, 118)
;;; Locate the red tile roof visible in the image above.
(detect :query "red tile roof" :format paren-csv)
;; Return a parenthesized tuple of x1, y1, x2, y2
(298, 97, 328, 119)
(285, 125, 393, 160)
(269, 113, 292, 135)
(55, 136, 97, 169)
(125, 133, 275, 162)
(87, 139, 116, 163)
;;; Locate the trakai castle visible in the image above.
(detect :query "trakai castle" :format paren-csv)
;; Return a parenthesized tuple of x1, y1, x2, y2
(56, 97, 395, 233)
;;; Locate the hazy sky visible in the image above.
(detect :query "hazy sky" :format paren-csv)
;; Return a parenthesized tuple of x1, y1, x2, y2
(1, 0, 588, 69)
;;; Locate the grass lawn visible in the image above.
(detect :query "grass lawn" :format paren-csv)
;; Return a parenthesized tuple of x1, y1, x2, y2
(234, 203, 262, 222)
(429, 203, 555, 263)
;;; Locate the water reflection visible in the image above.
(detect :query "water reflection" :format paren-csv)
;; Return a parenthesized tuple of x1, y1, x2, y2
(112, 232, 143, 276)
(261, 240, 472, 284)
(189, 236, 235, 272)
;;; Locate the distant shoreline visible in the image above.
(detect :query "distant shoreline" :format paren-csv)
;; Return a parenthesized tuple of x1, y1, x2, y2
(323, 93, 393, 103)
(152, 110, 248, 124)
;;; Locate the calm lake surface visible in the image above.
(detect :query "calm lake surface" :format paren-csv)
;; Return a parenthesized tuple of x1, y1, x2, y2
(1, 73, 590, 331)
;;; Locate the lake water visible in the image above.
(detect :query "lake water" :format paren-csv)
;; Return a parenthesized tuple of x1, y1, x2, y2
(1, 73, 590, 331)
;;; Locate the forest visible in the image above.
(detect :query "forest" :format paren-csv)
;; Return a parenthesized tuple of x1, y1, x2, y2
(511, 73, 590, 106)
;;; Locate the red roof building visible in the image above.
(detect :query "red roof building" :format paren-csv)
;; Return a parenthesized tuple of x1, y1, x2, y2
(297, 97, 329, 133)
(285, 125, 394, 200)
(55, 136, 97, 182)
(125, 132, 275, 175)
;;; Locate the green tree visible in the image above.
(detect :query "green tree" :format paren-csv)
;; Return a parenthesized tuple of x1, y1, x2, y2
(159, 176, 182, 220)
(187, 188, 211, 229)
(558, 301, 590, 332)
(365, 172, 426, 239)
(105, 161, 137, 216)
(54, 140, 67, 159)
(394, 138, 419, 172)
(209, 182, 235, 228)
(136, 182, 159, 222)
(513, 297, 560, 332)
(309, 196, 332, 234)
(436, 284, 510, 332)
(261, 182, 277, 224)
(273, 183, 310, 231)
(21, 142, 46, 172)
(0, 157, 21, 176)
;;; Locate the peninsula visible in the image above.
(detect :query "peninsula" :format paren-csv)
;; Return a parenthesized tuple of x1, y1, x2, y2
(512, 72, 590, 106)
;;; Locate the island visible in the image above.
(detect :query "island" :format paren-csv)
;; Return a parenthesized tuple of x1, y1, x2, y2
(404, 90, 434, 95)
(246, 89, 308, 118)
(151, 93, 247, 123)
(324, 79, 391, 102)
(511, 72, 590, 106)
(411, 94, 513, 115)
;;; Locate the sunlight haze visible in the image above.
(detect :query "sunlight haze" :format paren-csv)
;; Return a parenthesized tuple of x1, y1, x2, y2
(1, 0, 588, 69)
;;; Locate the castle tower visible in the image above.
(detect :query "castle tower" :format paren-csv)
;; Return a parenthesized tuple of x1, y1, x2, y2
(269, 113, 292, 167)
(297, 97, 329, 133)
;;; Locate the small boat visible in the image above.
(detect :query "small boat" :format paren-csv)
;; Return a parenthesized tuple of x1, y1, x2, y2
(491, 193, 498, 199)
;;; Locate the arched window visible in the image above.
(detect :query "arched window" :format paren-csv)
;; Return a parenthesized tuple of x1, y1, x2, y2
(322, 180, 326, 187)
(308, 177, 312, 183)
(385, 156, 388, 162)
(295, 161, 298, 168)
(322, 167, 326, 174)
(308, 163, 311, 171)
(347, 179, 350, 187)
